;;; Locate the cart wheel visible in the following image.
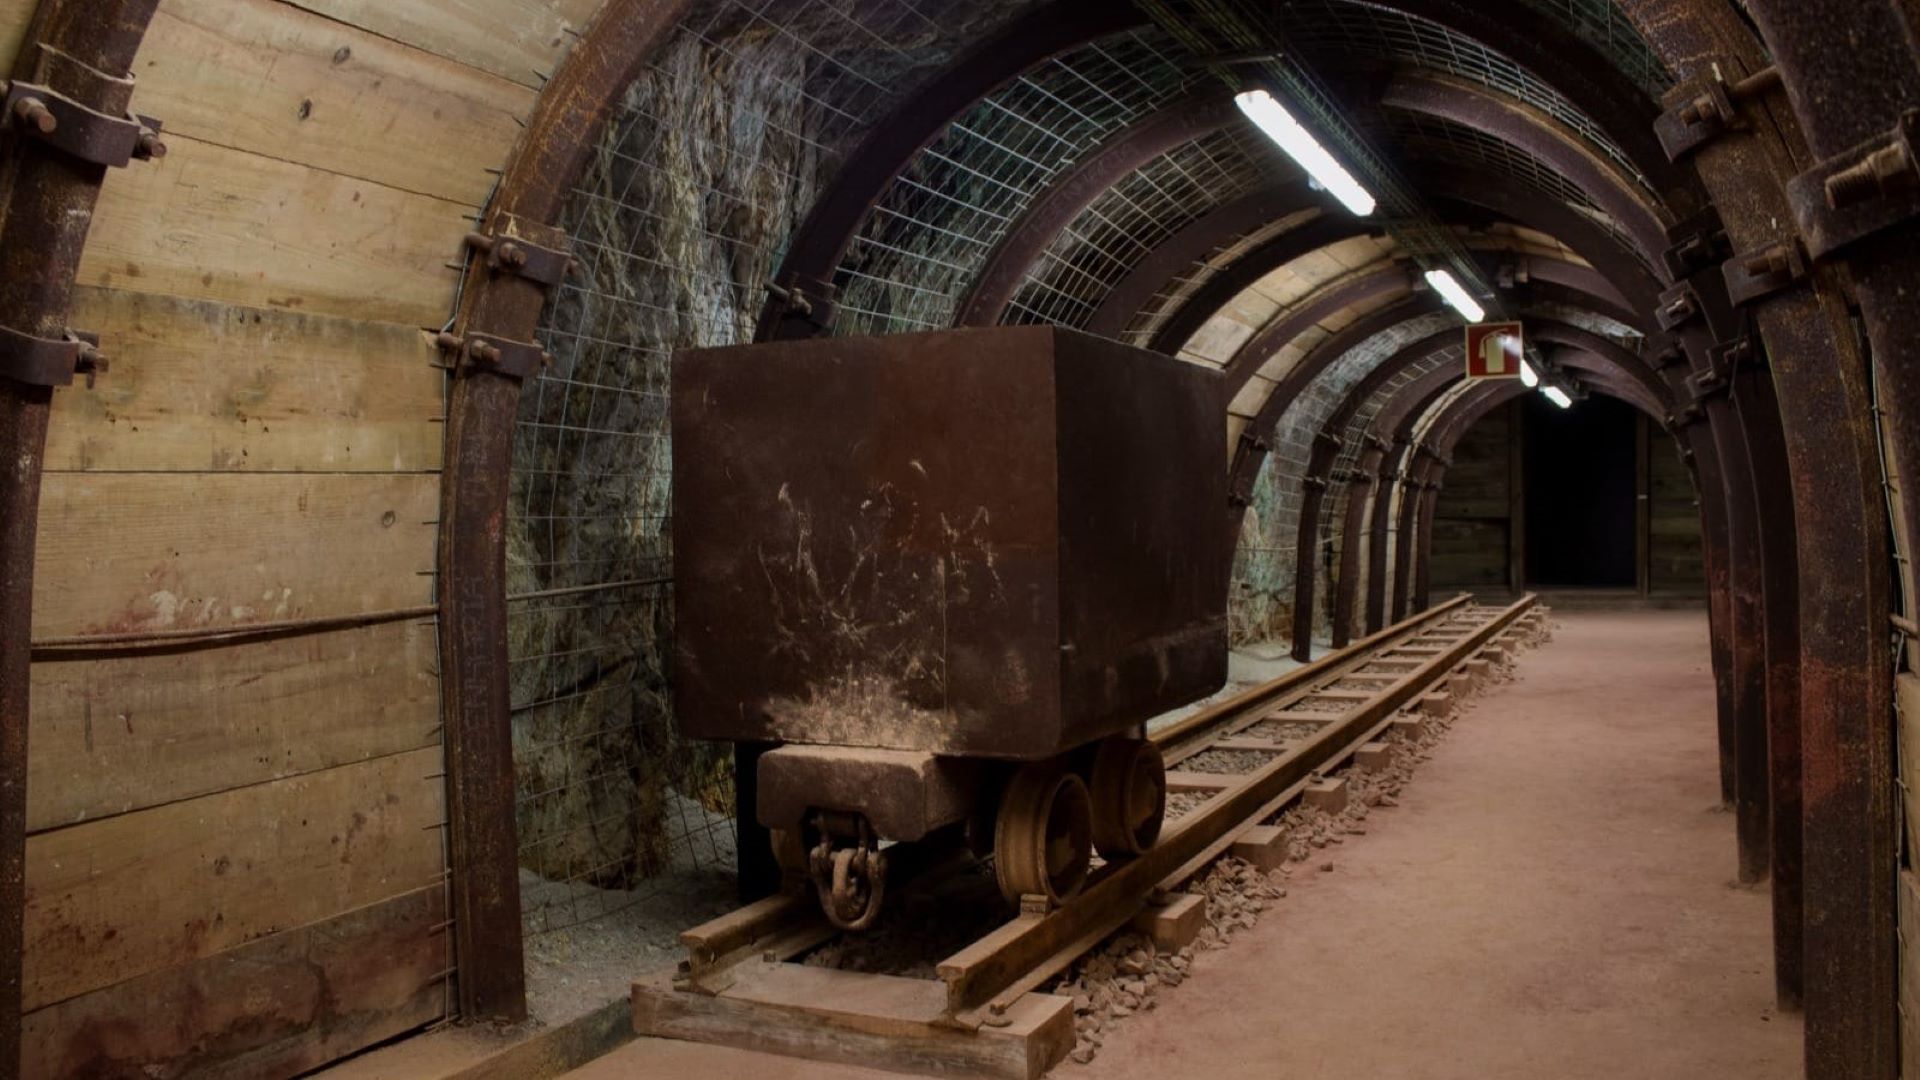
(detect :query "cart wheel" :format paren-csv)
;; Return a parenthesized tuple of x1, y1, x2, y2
(994, 764, 1093, 906)
(1089, 737, 1166, 859)
(769, 827, 808, 876)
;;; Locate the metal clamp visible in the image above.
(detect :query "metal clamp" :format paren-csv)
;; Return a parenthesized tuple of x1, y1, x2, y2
(435, 331, 551, 379)
(765, 275, 838, 331)
(0, 325, 104, 388)
(1363, 432, 1392, 454)
(1312, 428, 1343, 451)
(1661, 208, 1727, 280)
(2, 80, 163, 167)
(1786, 108, 1920, 260)
(464, 231, 575, 288)
(1721, 240, 1807, 307)
(1655, 282, 1701, 331)
(1653, 65, 1781, 161)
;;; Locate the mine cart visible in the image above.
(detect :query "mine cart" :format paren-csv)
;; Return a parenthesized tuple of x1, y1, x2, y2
(673, 325, 1229, 927)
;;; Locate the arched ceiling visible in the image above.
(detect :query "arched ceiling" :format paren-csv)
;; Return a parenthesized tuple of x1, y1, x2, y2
(544, 0, 1689, 472)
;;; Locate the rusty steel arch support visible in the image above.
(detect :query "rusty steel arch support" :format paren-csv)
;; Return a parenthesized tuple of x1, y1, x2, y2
(1624, 0, 1905, 1063)
(1408, 382, 1531, 608)
(1151, 216, 1390, 355)
(1347, 366, 1463, 642)
(1223, 268, 1415, 399)
(1301, 334, 1459, 654)
(953, 95, 1240, 326)
(1360, 0, 1688, 202)
(756, 0, 1147, 340)
(1083, 181, 1325, 340)
(0, 3, 163, 1073)
(435, 0, 697, 1023)
(1380, 70, 1674, 261)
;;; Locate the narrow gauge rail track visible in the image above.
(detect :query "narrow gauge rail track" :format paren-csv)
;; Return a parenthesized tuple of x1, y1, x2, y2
(634, 594, 1545, 1078)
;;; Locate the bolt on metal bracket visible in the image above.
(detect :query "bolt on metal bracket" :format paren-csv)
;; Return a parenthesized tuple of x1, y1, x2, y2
(1655, 282, 1702, 331)
(435, 331, 552, 379)
(463, 230, 575, 288)
(1, 80, 164, 167)
(1721, 239, 1808, 307)
(0, 325, 104, 389)
(1653, 65, 1781, 161)
(1786, 108, 1920, 260)
(765, 275, 839, 331)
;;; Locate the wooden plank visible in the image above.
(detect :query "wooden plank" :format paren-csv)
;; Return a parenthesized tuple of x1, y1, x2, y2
(31, 471, 437, 637)
(24, 746, 446, 1009)
(24, 885, 447, 1079)
(138, 0, 534, 206)
(81, 135, 465, 327)
(632, 969, 1072, 1080)
(28, 619, 439, 831)
(0, 0, 29, 71)
(286, 0, 600, 88)
(48, 287, 444, 473)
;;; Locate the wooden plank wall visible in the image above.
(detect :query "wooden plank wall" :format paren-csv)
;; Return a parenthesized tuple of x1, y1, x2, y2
(1428, 399, 1705, 594)
(4, 0, 598, 1074)
(1430, 400, 1513, 588)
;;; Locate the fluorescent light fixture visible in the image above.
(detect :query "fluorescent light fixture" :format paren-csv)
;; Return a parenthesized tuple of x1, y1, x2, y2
(1234, 89, 1376, 216)
(1423, 269, 1485, 322)
(1520, 359, 1539, 388)
(1542, 385, 1573, 408)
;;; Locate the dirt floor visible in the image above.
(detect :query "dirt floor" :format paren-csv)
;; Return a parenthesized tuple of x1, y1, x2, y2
(567, 609, 1800, 1079)
(1085, 608, 1800, 1080)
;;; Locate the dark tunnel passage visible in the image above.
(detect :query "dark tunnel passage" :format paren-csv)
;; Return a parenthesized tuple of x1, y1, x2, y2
(1523, 394, 1639, 589)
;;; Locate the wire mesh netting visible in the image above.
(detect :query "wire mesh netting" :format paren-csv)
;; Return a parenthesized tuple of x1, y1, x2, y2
(831, 24, 1209, 335)
(507, 0, 1041, 942)
(1002, 125, 1293, 328)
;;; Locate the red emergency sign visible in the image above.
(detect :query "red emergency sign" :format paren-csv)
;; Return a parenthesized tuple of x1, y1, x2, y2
(1464, 321, 1524, 379)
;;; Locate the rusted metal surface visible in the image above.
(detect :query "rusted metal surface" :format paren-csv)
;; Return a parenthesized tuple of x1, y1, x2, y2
(1663, 0, 1909, 1065)
(1084, 181, 1324, 340)
(1380, 70, 1673, 261)
(1296, 332, 1456, 658)
(954, 95, 1239, 328)
(1332, 440, 1386, 648)
(757, 0, 1145, 341)
(1148, 215, 1384, 356)
(673, 327, 1228, 759)
(0, 3, 160, 1073)
(1226, 295, 1442, 517)
(435, 0, 697, 1023)
(1221, 266, 1416, 400)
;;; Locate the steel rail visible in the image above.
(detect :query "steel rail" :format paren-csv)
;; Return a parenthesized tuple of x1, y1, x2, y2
(673, 592, 1534, 1006)
(935, 595, 1539, 1024)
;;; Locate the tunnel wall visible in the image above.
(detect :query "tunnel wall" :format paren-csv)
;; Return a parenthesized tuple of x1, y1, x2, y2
(1430, 398, 1702, 594)
(5, 0, 587, 1073)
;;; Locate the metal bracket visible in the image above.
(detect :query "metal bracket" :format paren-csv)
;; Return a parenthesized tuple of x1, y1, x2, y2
(1721, 240, 1807, 307)
(1653, 65, 1781, 161)
(2, 80, 163, 168)
(1312, 429, 1343, 451)
(1655, 282, 1702, 331)
(1647, 344, 1687, 371)
(464, 230, 575, 288)
(435, 331, 551, 379)
(765, 275, 838, 331)
(1786, 108, 1920, 260)
(1363, 433, 1391, 454)
(0, 325, 103, 388)
(1300, 475, 1328, 492)
(1661, 207, 1727, 281)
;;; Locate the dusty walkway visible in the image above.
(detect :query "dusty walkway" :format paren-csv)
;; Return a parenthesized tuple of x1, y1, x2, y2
(1086, 608, 1799, 1080)
(568, 609, 1798, 1079)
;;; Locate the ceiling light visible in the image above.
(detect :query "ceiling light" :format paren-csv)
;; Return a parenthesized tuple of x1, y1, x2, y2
(1423, 269, 1485, 322)
(1520, 359, 1539, 388)
(1234, 89, 1376, 216)
(1542, 385, 1573, 408)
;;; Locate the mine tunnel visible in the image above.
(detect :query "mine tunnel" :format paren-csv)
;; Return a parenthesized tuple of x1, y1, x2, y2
(0, 1, 1915, 1078)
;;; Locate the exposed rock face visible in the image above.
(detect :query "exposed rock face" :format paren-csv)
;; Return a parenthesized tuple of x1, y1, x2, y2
(504, 0, 1038, 898)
